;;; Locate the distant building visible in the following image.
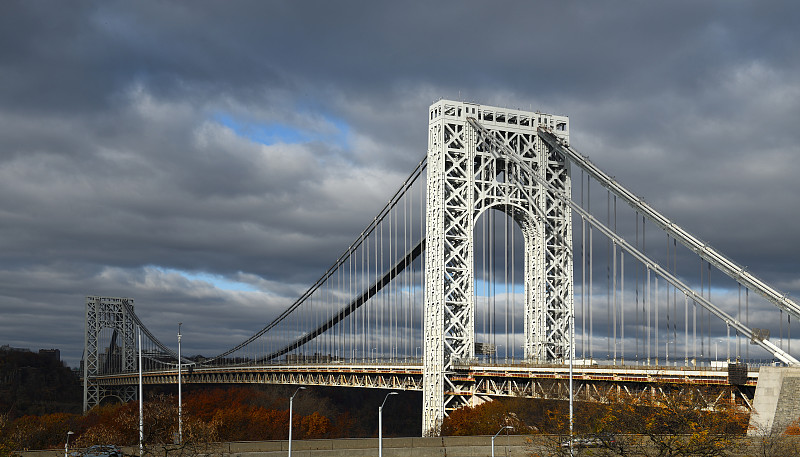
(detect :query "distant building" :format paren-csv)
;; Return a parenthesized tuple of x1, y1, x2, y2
(0, 344, 31, 353)
(39, 348, 61, 362)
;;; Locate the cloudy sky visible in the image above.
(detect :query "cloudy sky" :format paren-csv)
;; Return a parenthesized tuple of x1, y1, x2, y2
(2, 1, 799, 368)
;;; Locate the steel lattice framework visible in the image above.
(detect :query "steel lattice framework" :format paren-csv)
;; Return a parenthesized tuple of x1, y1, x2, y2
(423, 101, 573, 434)
(84, 296, 138, 411)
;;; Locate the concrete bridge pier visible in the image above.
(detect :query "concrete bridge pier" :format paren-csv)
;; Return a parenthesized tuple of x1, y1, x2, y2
(748, 367, 800, 436)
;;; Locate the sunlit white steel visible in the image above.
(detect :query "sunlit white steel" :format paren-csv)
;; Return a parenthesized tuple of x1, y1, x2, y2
(423, 101, 571, 435)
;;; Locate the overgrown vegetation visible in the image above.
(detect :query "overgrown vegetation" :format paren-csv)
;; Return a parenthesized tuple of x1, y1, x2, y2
(440, 391, 800, 457)
(3, 386, 420, 453)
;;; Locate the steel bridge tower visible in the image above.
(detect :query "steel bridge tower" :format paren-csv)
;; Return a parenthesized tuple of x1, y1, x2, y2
(423, 100, 572, 434)
(83, 296, 138, 411)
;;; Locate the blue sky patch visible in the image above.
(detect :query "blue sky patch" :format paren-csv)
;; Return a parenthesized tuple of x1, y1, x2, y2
(157, 267, 259, 292)
(214, 112, 350, 148)
(474, 279, 524, 297)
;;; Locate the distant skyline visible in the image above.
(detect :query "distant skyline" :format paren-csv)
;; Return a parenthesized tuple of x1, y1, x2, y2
(1, 1, 799, 368)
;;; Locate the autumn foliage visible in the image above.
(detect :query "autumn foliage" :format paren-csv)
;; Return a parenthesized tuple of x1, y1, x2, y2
(3, 386, 362, 453)
(441, 392, 752, 457)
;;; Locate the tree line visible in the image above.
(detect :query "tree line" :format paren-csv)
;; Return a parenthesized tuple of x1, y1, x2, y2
(440, 391, 800, 457)
(1, 386, 421, 455)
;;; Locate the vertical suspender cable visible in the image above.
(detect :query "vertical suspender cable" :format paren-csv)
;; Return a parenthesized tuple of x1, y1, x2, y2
(504, 186, 508, 360)
(356, 235, 361, 362)
(380, 219, 384, 359)
(613, 195, 617, 364)
(395, 208, 399, 359)
(613, 241, 617, 364)
(643, 266, 653, 366)
(490, 207, 493, 357)
(391, 208, 395, 359)
(404, 187, 408, 359)
(420, 180, 424, 360)
(589, 176, 593, 362)
(482, 204, 487, 356)
(655, 277, 659, 365)
(643, 216, 647, 364)
(364, 235, 368, 359)
(581, 171, 586, 360)
(673, 239, 678, 364)
(375, 221, 379, 361)
(666, 236, 670, 365)
(636, 213, 639, 363)
(581, 216, 586, 360)
(505, 185, 510, 361)
(737, 284, 741, 360)
(727, 322, 731, 363)
(708, 262, 712, 360)
(511, 197, 516, 361)
(607, 190, 611, 361)
(699, 259, 703, 360)
(694, 296, 697, 364)
(621, 251, 625, 365)
(684, 294, 689, 366)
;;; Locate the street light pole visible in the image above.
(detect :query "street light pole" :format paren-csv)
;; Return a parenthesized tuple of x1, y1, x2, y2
(288, 387, 306, 457)
(569, 301, 575, 456)
(65, 431, 74, 457)
(138, 327, 143, 457)
(177, 323, 182, 445)
(378, 392, 398, 457)
(491, 426, 513, 457)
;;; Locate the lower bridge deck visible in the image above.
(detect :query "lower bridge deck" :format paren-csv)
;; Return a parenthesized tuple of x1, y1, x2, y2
(92, 362, 758, 410)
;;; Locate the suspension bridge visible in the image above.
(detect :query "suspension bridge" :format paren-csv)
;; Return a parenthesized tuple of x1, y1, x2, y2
(83, 100, 800, 436)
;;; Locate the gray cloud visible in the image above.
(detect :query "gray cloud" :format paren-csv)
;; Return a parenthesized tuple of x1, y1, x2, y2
(1, 1, 799, 367)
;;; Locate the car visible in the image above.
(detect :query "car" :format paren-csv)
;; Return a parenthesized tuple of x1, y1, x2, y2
(561, 435, 616, 448)
(76, 445, 122, 457)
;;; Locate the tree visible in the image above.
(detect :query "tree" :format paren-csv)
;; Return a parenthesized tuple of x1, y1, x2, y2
(745, 418, 800, 457)
(300, 412, 331, 439)
(7, 412, 79, 451)
(441, 399, 531, 436)
(0, 413, 20, 457)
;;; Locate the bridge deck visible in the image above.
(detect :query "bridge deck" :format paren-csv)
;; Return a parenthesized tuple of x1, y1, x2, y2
(91, 362, 757, 411)
(93, 362, 757, 389)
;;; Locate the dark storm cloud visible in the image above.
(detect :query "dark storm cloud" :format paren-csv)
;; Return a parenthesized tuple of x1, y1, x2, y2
(1, 1, 799, 366)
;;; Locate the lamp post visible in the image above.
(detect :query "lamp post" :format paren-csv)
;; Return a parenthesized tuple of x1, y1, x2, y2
(177, 322, 182, 445)
(665, 340, 675, 366)
(288, 386, 306, 457)
(138, 327, 143, 457)
(568, 293, 575, 456)
(65, 431, 74, 457)
(378, 392, 398, 457)
(715, 339, 724, 363)
(491, 426, 513, 457)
